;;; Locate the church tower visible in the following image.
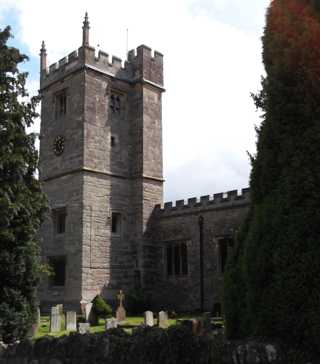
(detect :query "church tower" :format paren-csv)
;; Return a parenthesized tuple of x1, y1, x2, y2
(38, 14, 164, 310)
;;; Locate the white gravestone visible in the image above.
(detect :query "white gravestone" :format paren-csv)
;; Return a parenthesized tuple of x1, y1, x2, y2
(158, 311, 168, 328)
(78, 322, 90, 334)
(50, 306, 61, 333)
(106, 318, 118, 330)
(66, 311, 77, 331)
(144, 311, 154, 327)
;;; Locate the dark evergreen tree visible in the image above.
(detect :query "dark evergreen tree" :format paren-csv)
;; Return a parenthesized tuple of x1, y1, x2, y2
(224, 0, 320, 359)
(0, 26, 47, 343)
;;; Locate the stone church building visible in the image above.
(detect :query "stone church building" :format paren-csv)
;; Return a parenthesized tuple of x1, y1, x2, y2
(38, 14, 250, 313)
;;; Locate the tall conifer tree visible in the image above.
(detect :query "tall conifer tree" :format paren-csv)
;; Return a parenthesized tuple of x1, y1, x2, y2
(0, 27, 47, 343)
(225, 0, 320, 359)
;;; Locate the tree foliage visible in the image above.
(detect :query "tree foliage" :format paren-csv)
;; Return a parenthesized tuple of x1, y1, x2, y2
(92, 295, 113, 319)
(0, 26, 47, 343)
(224, 1, 320, 360)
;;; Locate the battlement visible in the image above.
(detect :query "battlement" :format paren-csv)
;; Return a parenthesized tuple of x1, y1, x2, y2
(155, 188, 250, 215)
(127, 45, 164, 86)
(41, 44, 163, 90)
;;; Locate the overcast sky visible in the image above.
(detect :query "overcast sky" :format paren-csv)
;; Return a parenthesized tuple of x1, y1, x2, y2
(0, 0, 270, 202)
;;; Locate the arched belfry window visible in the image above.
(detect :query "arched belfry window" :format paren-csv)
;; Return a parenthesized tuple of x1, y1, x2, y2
(110, 93, 121, 114)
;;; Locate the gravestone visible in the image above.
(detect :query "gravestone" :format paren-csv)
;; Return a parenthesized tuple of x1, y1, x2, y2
(144, 311, 154, 327)
(158, 311, 168, 328)
(106, 318, 118, 330)
(78, 322, 90, 334)
(191, 319, 200, 335)
(115, 290, 126, 322)
(56, 304, 63, 315)
(66, 311, 77, 331)
(50, 306, 61, 333)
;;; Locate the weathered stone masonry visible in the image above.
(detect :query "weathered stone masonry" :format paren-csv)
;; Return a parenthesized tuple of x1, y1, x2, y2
(38, 14, 249, 312)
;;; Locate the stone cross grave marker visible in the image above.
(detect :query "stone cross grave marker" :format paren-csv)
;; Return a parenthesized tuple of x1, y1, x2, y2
(50, 306, 61, 333)
(144, 311, 154, 327)
(106, 317, 118, 330)
(66, 311, 77, 331)
(116, 290, 126, 322)
(158, 311, 168, 328)
(78, 322, 90, 334)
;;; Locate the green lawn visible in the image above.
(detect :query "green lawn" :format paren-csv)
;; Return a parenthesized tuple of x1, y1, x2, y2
(35, 315, 223, 338)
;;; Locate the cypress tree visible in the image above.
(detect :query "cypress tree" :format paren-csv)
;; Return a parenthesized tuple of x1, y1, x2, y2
(0, 26, 47, 343)
(224, 0, 320, 359)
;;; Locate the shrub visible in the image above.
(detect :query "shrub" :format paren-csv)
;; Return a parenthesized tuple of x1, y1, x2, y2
(92, 295, 112, 320)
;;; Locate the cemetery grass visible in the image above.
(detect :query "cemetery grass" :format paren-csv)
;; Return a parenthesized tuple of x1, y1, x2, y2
(34, 315, 207, 339)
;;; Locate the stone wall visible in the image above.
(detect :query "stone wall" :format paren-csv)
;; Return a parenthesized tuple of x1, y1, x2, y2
(145, 189, 250, 312)
(39, 172, 83, 311)
(0, 331, 285, 364)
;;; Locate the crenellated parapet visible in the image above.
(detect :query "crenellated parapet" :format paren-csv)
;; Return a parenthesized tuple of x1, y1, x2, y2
(40, 13, 164, 90)
(128, 45, 163, 86)
(154, 188, 250, 216)
(40, 44, 163, 90)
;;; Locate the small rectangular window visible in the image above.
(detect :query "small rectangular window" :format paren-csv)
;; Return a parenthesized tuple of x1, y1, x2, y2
(53, 208, 67, 234)
(55, 91, 67, 118)
(111, 212, 121, 235)
(48, 256, 66, 286)
(111, 136, 116, 147)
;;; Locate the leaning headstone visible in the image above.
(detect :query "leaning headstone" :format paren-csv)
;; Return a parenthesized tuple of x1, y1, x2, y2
(105, 318, 118, 330)
(158, 311, 168, 328)
(50, 306, 61, 333)
(78, 322, 90, 334)
(115, 290, 126, 322)
(66, 311, 77, 331)
(144, 311, 154, 327)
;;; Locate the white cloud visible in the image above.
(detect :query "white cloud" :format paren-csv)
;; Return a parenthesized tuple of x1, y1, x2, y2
(1, 0, 269, 201)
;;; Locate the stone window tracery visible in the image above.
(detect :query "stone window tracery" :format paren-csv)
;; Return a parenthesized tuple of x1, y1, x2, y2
(110, 94, 121, 114)
(166, 241, 188, 276)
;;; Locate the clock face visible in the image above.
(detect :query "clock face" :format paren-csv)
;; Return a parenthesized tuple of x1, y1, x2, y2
(53, 135, 65, 156)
